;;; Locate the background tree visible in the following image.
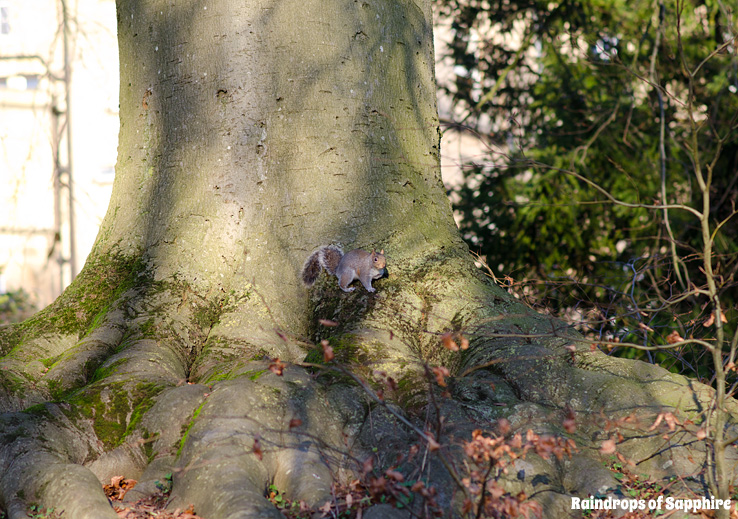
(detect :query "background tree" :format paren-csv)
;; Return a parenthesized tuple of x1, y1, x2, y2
(0, 0, 737, 518)
(436, 0, 737, 373)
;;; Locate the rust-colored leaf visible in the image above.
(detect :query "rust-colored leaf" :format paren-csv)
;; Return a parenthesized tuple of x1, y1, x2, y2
(666, 330, 684, 344)
(253, 437, 263, 460)
(497, 418, 511, 436)
(704, 312, 716, 327)
(268, 358, 286, 376)
(441, 332, 458, 351)
(318, 319, 338, 327)
(600, 439, 616, 455)
(638, 322, 654, 332)
(385, 469, 404, 482)
(432, 366, 450, 387)
(321, 340, 334, 362)
(426, 433, 441, 452)
(362, 456, 374, 474)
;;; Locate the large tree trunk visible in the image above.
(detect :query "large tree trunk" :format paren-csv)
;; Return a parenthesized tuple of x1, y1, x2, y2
(1, 0, 736, 517)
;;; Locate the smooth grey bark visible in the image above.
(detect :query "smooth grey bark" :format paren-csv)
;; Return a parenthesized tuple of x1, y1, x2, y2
(0, 0, 737, 518)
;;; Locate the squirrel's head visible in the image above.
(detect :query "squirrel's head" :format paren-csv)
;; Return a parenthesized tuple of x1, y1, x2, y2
(371, 249, 387, 269)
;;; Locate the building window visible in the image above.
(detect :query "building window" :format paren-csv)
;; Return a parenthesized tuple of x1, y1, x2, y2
(0, 5, 10, 35)
(0, 75, 39, 90)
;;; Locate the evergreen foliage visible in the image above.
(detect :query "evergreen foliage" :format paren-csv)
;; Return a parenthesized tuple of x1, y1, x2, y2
(436, 0, 737, 374)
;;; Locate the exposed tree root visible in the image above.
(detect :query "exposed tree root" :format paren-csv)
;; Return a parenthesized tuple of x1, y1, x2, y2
(1, 253, 737, 519)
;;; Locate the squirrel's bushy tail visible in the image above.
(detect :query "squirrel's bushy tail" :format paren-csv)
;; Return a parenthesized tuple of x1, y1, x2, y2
(302, 245, 343, 286)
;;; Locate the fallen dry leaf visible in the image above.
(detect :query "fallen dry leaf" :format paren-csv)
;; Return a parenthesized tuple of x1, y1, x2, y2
(666, 330, 683, 344)
(600, 439, 616, 454)
(318, 319, 338, 327)
(441, 332, 458, 351)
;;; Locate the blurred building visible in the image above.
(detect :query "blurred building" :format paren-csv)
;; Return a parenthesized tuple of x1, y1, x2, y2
(0, 0, 118, 309)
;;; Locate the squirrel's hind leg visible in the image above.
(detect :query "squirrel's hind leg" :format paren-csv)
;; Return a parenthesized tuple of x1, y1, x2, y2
(338, 272, 356, 292)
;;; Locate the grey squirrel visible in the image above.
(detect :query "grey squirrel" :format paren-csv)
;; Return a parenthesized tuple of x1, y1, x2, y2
(302, 245, 386, 292)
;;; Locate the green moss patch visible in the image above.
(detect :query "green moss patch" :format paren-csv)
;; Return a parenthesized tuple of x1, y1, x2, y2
(67, 380, 161, 450)
(12, 250, 152, 346)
